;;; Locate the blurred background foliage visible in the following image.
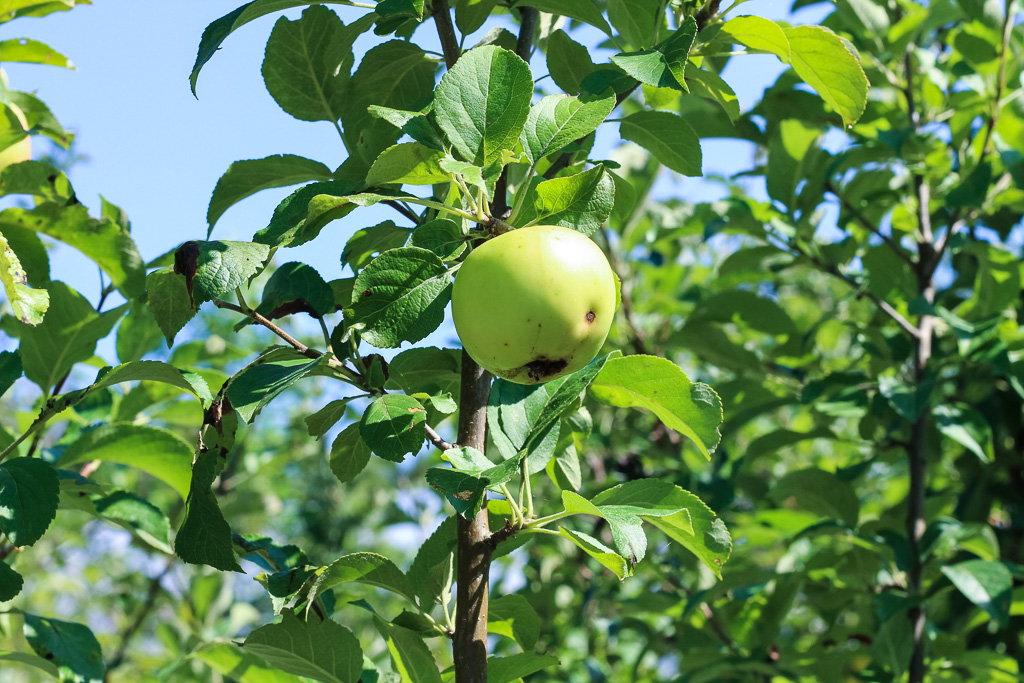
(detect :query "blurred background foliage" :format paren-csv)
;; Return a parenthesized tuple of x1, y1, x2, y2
(2, 0, 1023, 681)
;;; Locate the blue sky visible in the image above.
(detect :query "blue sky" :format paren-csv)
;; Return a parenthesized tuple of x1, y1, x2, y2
(3, 0, 827, 333)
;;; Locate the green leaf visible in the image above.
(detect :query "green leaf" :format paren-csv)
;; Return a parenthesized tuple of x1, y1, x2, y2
(425, 467, 488, 517)
(189, 0, 374, 95)
(720, 15, 790, 59)
(439, 156, 498, 201)
(0, 38, 73, 67)
(115, 301, 164, 363)
(590, 355, 723, 458)
(521, 93, 616, 164)
(23, 613, 104, 683)
(869, 614, 913, 680)
(610, 18, 697, 92)
(90, 360, 212, 405)
(306, 398, 351, 439)
(330, 423, 372, 483)
(0, 203, 144, 297)
(191, 240, 270, 304)
(407, 516, 456, 607)
(558, 527, 630, 579)
(766, 119, 823, 209)
(145, 267, 195, 345)
(306, 552, 418, 608)
(384, 347, 461, 397)
(93, 490, 172, 554)
(488, 653, 560, 683)
(0, 90, 72, 148)
(0, 349, 20, 398)
(368, 104, 444, 150)
(175, 448, 243, 572)
(878, 374, 934, 421)
(227, 349, 324, 423)
(491, 353, 613, 464)
(346, 247, 452, 348)
(408, 218, 467, 261)
(0, 229, 48, 324)
(372, 617, 443, 683)
(489, 594, 540, 649)
(366, 142, 448, 186)
(0, 559, 23, 601)
(193, 642, 306, 683)
(17, 282, 124, 391)
(359, 394, 427, 462)
(0, 650, 58, 678)
(517, 166, 615, 236)
(941, 560, 1013, 626)
(244, 609, 363, 683)
(0, 457, 59, 546)
(433, 45, 533, 166)
(545, 29, 596, 94)
(255, 179, 363, 249)
(207, 155, 332, 235)
(59, 423, 194, 499)
(341, 221, 411, 271)
(607, 0, 663, 48)
(510, 0, 612, 36)
(261, 5, 354, 122)
(255, 262, 334, 320)
(339, 40, 437, 175)
(592, 479, 732, 577)
(620, 111, 701, 176)
(688, 290, 797, 336)
(453, 0, 496, 34)
(784, 26, 868, 127)
(934, 404, 993, 462)
(771, 468, 860, 527)
(0, 223, 49, 288)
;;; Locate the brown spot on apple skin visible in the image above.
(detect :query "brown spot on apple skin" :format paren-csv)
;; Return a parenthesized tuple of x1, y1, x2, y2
(586, 311, 596, 323)
(523, 357, 569, 382)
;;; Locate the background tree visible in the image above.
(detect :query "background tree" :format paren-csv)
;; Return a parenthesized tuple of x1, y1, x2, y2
(1, 1, 1022, 682)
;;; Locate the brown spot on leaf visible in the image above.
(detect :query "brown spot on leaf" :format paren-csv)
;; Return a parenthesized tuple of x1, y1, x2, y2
(267, 299, 317, 320)
(174, 241, 201, 309)
(362, 288, 373, 297)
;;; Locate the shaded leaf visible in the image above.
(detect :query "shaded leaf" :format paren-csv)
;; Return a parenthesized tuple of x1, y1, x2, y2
(23, 614, 104, 683)
(0, 457, 59, 546)
(244, 609, 362, 683)
(207, 155, 332, 234)
(590, 355, 723, 458)
(359, 394, 427, 462)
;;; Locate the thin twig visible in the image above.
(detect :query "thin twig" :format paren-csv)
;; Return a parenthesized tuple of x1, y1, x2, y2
(825, 180, 914, 267)
(103, 556, 175, 677)
(384, 200, 421, 224)
(977, 0, 1015, 160)
(781, 240, 920, 339)
(211, 299, 365, 387)
(425, 425, 454, 451)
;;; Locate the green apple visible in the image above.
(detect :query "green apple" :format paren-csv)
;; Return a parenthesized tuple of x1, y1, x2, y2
(0, 103, 31, 172)
(452, 225, 617, 384)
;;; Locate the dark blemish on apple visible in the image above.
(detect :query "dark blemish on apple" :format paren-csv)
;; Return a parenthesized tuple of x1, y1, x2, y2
(524, 357, 568, 381)
(586, 311, 596, 323)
